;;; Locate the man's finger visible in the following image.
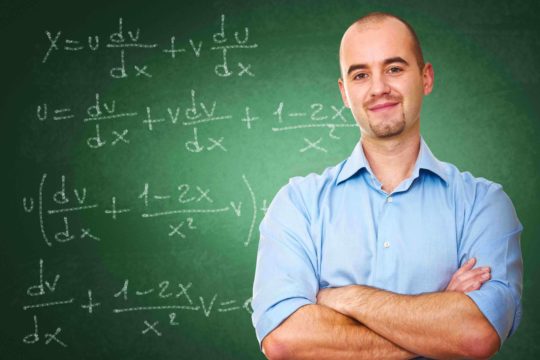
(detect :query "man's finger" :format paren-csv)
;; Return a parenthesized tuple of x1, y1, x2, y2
(463, 276, 491, 292)
(463, 282, 482, 293)
(452, 257, 476, 278)
(459, 272, 491, 291)
(448, 270, 491, 292)
(455, 266, 490, 284)
(446, 261, 491, 292)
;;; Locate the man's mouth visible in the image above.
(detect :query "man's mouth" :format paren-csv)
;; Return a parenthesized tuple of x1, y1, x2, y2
(368, 102, 399, 112)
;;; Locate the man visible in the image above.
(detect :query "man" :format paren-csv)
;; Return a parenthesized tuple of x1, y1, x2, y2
(251, 12, 523, 360)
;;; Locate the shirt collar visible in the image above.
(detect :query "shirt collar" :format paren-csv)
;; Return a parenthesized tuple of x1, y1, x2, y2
(336, 137, 449, 185)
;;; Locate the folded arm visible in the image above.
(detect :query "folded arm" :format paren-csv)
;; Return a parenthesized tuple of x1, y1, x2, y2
(263, 258, 490, 360)
(317, 285, 499, 360)
(262, 304, 415, 360)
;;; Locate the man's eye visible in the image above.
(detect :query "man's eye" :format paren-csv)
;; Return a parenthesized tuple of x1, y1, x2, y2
(353, 73, 368, 80)
(388, 66, 402, 74)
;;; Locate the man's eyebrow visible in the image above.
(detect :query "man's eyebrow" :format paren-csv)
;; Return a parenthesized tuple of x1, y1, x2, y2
(347, 57, 410, 76)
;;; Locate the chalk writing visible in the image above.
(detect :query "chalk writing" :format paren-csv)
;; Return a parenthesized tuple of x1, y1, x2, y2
(24, 174, 264, 245)
(23, 316, 67, 347)
(37, 94, 354, 153)
(41, 15, 258, 79)
(21, 259, 254, 347)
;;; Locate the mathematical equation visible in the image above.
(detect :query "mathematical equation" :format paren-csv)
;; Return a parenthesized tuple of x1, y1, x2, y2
(42, 15, 258, 79)
(37, 90, 357, 153)
(22, 259, 252, 348)
(22, 173, 264, 247)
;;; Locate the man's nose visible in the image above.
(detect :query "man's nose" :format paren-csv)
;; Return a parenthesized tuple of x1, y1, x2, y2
(369, 74, 391, 97)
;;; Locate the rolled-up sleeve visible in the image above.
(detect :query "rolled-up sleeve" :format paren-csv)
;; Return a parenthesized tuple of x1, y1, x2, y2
(251, 181, 319, 347)
(460, 183, 523, 345)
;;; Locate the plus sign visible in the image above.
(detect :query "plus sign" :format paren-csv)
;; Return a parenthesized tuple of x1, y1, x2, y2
(162, 36, 186, 59)
(241, 107, 259, 129)
(105, 196, 131, 220)
(81, 290, 101, 314)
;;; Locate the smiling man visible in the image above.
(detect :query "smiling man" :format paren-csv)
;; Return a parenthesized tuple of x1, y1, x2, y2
(252, 12, 523, 360)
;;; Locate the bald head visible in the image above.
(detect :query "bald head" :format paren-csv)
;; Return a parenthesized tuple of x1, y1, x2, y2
(339, 12, 425, 77)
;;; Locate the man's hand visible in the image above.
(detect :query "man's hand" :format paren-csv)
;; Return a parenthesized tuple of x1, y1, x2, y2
(445, 257, 491, 292)
(317, 285, 357, 315)
(316, 258, 498, 359)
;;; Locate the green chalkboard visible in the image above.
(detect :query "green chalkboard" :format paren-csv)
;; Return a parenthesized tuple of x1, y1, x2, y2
(2, 0, 539, 358)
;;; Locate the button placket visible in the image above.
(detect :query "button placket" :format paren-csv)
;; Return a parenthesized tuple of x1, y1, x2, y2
(381, 195, 392, 250)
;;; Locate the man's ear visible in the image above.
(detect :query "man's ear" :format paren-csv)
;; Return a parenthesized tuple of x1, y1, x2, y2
(338, 78, 350, 108)
(422, 63, 434, 95)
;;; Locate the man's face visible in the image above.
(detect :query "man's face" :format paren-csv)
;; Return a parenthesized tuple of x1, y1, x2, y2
(338, 18, 434, 140)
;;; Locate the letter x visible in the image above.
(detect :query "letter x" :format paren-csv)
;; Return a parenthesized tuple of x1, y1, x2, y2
(207, 137, 226, 151)
(142, 320, 161, 336)
(111, 129, 129, 145)
(238, 62, 254, 77)
(331, 105, 347, 122)
(135, 65, 152, 77)
(300, 137, 327, 153)
(196, 187, 213, 203)
(176, 282, 193, 304)
(168, 222, 185, 238)
(44, 328, 67, 347)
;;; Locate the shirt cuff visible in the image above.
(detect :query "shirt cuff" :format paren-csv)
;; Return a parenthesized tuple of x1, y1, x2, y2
(466, 280, 519, 347)
(254, 297, 314, 348)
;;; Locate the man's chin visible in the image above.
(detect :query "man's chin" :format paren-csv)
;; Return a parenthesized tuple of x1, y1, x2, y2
(369, 122, 406, 138)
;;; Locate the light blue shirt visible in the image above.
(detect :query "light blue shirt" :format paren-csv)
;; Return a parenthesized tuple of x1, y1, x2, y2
(252, 137, 523, 349)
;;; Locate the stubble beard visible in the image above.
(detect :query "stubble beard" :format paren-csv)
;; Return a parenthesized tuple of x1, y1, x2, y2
(368, 112, 407, 138)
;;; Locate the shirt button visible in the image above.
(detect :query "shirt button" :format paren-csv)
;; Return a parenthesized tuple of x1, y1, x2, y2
(383, 241, 391, 248)
(386, 196, 393, 203)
